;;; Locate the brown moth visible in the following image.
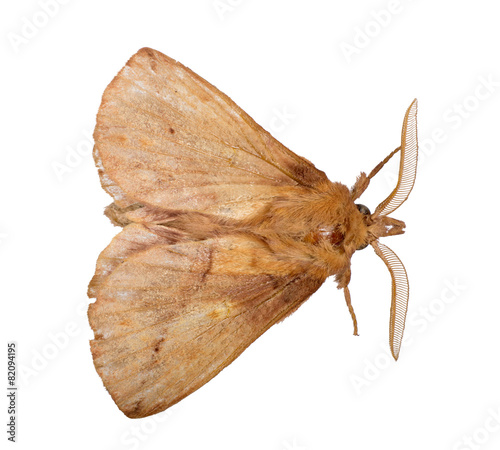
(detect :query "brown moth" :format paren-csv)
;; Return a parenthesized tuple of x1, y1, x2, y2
(88, 47, 418, 418)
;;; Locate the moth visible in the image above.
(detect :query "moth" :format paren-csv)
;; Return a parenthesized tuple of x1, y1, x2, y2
(88, 47, 418, 418)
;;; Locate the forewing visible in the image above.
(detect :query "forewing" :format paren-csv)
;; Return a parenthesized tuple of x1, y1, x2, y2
(94, 47, 330, 219)
(88, 231, 325, 418)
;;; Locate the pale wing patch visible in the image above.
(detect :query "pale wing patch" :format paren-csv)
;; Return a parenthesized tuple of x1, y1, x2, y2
(88, 223, 188, 298)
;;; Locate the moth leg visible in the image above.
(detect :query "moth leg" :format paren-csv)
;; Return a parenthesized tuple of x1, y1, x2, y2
(343, 286, 359, 336)
(336, 269, 359, 336)
(367, 146, 401, 181)
(350, 146, 401, 201)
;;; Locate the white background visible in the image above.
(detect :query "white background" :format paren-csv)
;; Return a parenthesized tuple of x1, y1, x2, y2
(2, 1, 500, 449)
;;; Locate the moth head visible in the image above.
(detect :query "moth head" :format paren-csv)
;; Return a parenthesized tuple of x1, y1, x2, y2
(361, 206, 406, 245)
(349, 99, 418, 360)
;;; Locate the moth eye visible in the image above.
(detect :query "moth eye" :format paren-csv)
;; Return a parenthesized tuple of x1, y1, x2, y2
(356, 204, 371, 216)
(356, 204, 370, 250)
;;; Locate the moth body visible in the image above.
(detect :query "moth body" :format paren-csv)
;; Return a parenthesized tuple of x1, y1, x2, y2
(88, 48, 418, 418)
